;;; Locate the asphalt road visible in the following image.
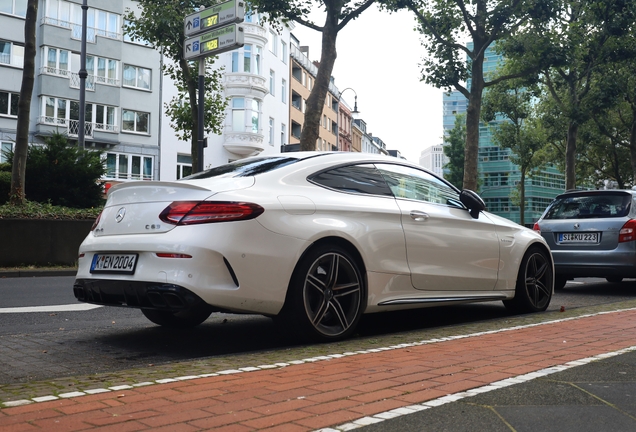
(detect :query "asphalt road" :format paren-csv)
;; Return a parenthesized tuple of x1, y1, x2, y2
(1, 275, 635, 387)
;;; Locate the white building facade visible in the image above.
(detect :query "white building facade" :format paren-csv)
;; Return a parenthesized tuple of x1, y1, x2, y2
(160, 11, 292, 179)
(419, 144, 447, 178)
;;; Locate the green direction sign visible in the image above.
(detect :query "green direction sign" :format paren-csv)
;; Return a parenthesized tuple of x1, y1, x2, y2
(184, 0, 245, 37)
(183, 23, 244, 60)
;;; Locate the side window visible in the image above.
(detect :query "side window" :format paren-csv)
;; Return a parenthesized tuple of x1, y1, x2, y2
(309, 164, 393, 196)
(376, 163, 462, 207)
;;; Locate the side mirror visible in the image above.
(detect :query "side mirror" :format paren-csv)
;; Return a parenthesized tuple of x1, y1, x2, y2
(460, 189, 486, 219)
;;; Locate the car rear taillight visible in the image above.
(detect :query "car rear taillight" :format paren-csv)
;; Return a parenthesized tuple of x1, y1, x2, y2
(159, 201, 264, 226)
(619, 219, 636, 243)
(533, 223, 541, 234)
(91, 211, 102, 231)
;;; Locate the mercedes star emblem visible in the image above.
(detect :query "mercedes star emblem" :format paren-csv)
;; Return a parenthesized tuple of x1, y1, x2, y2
(115, 207, 126, 223)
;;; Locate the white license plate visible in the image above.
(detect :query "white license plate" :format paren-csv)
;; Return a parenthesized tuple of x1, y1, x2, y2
(90, 253, 138, 274)
(558, 232, 599, 243)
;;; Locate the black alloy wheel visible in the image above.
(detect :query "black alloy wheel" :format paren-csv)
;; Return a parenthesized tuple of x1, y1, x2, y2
(283, 244, 365, 341)
(504, 247, 553, 313)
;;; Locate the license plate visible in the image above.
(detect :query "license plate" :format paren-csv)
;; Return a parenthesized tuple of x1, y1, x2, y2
(558, 232, 600, 243)
(90, 253, 138, 274)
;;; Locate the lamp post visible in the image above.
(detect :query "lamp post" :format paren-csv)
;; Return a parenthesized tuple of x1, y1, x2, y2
(337, 87, 359, 152)
(78, 0, 88, 148)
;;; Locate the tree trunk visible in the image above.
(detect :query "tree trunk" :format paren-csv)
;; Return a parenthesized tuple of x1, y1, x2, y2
(180, 59, 200, 173)
(299, 11, 339, 151)
(565, 122, 578, 190)
(630, 108, 636, 185)
(519, 169, 526, 226)
(10, 0, 38, 205)
(463, 53, 485, 192)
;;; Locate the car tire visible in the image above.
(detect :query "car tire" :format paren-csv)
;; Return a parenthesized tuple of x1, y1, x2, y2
(554, 276, 568, 290)
(504, 246, 553, 314)
(281, 244, 365, 342)
(606, 277, 623, 283)
(141, 304, 212, 328)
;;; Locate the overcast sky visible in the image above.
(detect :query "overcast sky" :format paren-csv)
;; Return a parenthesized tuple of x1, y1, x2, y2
(290, 4, 444, 163)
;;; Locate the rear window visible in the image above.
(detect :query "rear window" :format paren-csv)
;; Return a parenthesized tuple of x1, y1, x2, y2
(543, 193, 632, 219)
(183, 157, 300, 180)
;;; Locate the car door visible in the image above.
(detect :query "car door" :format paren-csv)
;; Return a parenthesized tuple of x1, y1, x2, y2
(375, 163, 500, 291)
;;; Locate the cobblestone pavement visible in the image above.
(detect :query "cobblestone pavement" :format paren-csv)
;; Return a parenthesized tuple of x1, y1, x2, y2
(1, 301, 635, 431)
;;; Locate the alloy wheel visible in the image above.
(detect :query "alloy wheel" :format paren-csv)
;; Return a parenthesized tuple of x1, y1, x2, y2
(524, 251, 552, 310)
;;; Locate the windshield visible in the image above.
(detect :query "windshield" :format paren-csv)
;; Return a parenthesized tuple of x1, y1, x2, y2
(543, 193, 632, 219)
(183, 157, 300, 180)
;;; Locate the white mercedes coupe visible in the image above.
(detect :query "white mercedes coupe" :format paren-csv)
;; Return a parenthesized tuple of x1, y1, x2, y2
(73, 152, 554, 341)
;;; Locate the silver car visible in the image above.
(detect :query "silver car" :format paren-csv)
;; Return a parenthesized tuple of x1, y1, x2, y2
(534, 189, 636, 289)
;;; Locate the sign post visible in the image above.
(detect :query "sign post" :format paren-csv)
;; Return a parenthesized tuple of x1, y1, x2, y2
(183, 1, 245, 172)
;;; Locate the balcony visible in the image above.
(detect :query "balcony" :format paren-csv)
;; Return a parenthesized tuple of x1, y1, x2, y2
(224, 73, 268, 99)
(38, 116, 119, 138)
(41, 67, 120, 91)
(223, 130, 264, 156)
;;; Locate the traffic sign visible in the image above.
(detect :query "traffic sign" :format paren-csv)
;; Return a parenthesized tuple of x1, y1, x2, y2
(184, 0, 245, 37)
(183, 23, 244, 60)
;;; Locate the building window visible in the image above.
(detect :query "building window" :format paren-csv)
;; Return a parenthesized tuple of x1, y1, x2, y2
(0, 91, 19, 117)
(281, 41, 287, 64)
(231, 44, 261, 74)
(0, 0, 27, 17)
(122, 110, 149, 133)
(0, 141, 12, 163)
(176, 154, 192, 179)
(44, 47, 69, 75)
(281, 78, 286, 103)
(269, 69, 275, 95)
(291, 91, 301, 110)
(105, 153, 153, 180)
(291, 121, 301, 139)
(123, 19, 150, 45)
(268, 30, 277, 55)
(232, 97, 245, 132)
(251, 99, 260, 134)
(0, 40, 24, 68)
(123, 64, 151, 90)
(281, 123, 286, 145)
(268, 117, 274, 145)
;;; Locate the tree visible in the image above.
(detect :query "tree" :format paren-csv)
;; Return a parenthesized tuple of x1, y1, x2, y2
(10, 0, 38, 205)
(252, 0, 375, 151)
(500, 0, 636, 189)
(124, 0, 227, 173)
(383, 0, 552, 191)
(443, 113, 466, 189)
(482, 80, 548, 225)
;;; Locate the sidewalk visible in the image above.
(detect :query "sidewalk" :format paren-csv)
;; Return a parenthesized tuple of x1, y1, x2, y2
(1, 307, 635, 431)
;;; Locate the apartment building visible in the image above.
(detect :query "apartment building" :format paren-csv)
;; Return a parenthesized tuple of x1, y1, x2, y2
(337, 98, 352, 151)
(286, 36, 339, 152)
(0, 0, 162, 185)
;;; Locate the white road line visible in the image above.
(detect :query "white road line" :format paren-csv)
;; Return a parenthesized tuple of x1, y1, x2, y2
(0, 304, 103, 313)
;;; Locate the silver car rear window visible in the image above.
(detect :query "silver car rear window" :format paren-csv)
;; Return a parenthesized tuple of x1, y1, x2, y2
(543, 193, 632, 219)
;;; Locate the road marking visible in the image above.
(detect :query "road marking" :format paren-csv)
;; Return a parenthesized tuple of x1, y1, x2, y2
(0, 304, 103, 313)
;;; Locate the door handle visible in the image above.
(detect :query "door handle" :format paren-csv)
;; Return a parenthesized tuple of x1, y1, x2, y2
(410, 210, 430, 221)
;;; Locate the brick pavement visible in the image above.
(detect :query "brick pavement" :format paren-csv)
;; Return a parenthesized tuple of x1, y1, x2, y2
(1, 308, 636, 431)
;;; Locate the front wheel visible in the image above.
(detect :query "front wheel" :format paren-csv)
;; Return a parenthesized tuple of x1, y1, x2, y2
(280, 244, 365, 342)
(504, 247, 553, 314)
(141, 303, 212, 328)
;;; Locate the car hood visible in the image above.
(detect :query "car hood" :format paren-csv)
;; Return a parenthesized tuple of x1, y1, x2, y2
(93, 178, 254, 237)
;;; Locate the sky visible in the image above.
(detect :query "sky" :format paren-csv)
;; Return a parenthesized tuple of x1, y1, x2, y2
(290, 4, 444, 163)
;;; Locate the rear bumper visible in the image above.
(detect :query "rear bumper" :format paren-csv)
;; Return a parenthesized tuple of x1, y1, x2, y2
(73, 279, 211, 312)
(552, 248, 636, 278)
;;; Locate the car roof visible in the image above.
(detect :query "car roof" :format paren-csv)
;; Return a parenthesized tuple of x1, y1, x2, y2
(555, 189, 636, 199)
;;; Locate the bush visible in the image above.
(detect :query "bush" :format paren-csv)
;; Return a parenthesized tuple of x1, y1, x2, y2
(6, 132, 106, 208)
(0, 170, 10, 205)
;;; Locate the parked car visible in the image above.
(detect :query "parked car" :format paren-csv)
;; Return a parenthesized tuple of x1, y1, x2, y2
(73, 152, 553, 341)
(533, 189, 636, 289)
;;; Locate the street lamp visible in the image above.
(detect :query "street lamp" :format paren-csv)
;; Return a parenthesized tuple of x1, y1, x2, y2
(78, 0, 88, 148)
(337, 87, 359, 152)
